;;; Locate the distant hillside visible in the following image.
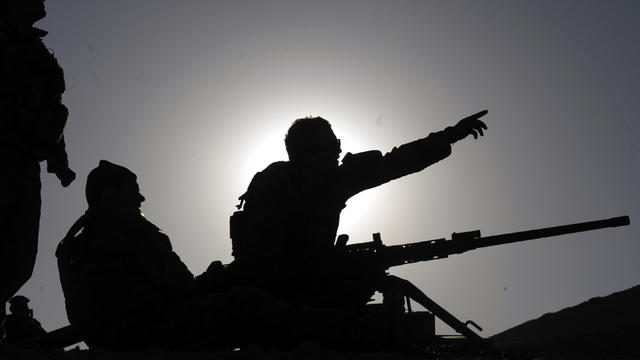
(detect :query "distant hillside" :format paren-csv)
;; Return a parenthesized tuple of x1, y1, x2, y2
(491, 285, 640, 359)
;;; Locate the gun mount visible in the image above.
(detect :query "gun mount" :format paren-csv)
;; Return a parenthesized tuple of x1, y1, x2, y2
(330, 216, 630, 353)
(216, 215, 632, 354)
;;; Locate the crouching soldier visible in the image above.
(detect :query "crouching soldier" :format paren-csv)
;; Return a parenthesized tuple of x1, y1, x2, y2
(4, 295, 46, 344)
(56, 160, 362, 351)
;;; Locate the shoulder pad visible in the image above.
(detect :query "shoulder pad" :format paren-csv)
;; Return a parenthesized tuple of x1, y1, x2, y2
(341, 150, 383, 165)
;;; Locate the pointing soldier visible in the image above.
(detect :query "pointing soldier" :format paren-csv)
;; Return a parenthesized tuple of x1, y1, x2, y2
(229, 111, 488, 304)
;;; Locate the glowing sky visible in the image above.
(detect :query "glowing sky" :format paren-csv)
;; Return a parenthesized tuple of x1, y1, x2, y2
(16, 0, 639, 337)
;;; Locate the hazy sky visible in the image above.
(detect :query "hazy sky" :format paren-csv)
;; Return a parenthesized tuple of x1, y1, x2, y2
(16, 0, 639, 338)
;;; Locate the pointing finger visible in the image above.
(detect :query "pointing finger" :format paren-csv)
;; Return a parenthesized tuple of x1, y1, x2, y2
(471, 109, 488, 119)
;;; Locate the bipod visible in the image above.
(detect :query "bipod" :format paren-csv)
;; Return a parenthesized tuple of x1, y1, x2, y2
(380, 275, 499, 356)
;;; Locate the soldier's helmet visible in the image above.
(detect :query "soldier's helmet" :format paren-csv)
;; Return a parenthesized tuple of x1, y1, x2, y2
(85, 160, 138, 209)
(284, 117, 341, 163)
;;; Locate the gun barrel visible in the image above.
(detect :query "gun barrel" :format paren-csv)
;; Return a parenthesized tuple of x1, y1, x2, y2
(469, 216, 630, 250)
(381, 216, 630, 268)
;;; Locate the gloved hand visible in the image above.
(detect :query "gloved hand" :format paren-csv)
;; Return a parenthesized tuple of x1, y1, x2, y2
(445, 110, 488, 143)
(55, 166, 76, 187)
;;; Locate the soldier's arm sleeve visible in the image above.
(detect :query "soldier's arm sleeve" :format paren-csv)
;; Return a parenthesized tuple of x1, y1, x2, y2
(341, 130, 452, 197)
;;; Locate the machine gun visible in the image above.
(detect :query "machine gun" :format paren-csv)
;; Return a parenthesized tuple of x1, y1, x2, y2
(205, 215, 632, 353)
(339, 215, 630, 267)
(332, 215, 630, 352)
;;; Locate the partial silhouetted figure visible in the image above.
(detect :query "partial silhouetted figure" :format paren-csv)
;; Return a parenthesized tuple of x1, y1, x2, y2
(56, 161, 375, 350)
(4, 295, 46, 344)
(229, 112, 488, 305)
(0, 0, 76, 313)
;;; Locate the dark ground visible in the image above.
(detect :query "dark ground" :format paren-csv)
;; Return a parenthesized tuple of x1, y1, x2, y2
(1, 342, 503, 360)
(3, 285, 640, 360)
(492, 284, 640, 359)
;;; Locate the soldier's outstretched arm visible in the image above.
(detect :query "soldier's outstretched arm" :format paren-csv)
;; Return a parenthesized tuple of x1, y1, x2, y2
(340, 110, 489, 197)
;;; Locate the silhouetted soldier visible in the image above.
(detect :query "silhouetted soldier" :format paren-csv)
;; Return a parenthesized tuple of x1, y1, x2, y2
(4, 295, 46, 344)
(0, 0, 76, 327)
(230, 112, 488, 305)
(56, 161, 371, 350)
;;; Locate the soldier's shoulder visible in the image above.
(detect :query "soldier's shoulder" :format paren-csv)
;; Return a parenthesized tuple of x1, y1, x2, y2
(341, 150, 383, 167)
(251, 161, 292, 183)
(123, 209, 157, 228)
(95, 209, 168, 251)
(244, 161, 293, 198)
(261, 161, 291, 174)
(98, 208, 158, 232)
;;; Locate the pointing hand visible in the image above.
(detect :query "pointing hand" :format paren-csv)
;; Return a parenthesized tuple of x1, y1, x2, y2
(447, 110, 488, 143)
